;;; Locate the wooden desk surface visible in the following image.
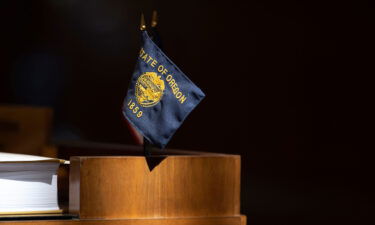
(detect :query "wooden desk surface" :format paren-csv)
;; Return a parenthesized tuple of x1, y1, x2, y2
(0, 215, 246, 225)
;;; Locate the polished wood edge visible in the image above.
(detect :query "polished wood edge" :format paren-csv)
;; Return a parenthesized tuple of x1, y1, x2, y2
(240, 215, 247, 225)
(69, 155, 241, 161)
(0, 215, 246, 224)
(68, 158, 81, 215)
(55, 140, 240, 156)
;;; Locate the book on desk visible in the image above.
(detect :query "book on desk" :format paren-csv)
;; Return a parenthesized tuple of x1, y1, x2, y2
(0, 152, 67, 215)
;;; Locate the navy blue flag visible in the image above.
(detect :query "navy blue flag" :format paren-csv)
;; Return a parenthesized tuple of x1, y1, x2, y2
(122, 31, 205, 149)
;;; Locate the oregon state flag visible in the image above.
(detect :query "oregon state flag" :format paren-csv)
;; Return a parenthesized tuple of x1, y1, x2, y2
(122, 31, 205, 149)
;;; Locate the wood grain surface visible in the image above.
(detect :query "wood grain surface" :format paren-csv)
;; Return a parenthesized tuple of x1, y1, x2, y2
(69, 155, 241, 219)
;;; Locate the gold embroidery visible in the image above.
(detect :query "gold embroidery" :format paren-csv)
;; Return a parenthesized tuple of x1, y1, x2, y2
(136, 72, 165, 107)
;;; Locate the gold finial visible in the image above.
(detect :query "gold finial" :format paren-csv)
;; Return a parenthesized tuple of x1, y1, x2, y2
(151, 10, 158, 28)
(140, 13, 146, 31)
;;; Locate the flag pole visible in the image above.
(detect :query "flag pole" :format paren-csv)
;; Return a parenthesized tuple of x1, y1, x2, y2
(151, 10, 158, 28)
(139, 13, 153, 157)
(123, 13, 147, 147)
(150, 10, 163, 49)
(140, 13, 146, 31)
(142, 11, 164, 158)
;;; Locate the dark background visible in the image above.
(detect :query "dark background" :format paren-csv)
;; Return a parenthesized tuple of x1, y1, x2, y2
(0, 0, 372, 224)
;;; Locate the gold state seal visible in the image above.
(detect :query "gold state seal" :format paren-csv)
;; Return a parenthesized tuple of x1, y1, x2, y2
(136, 72, 165, 107)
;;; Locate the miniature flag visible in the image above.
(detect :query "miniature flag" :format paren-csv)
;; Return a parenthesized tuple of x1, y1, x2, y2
(122, 31, 205, 149)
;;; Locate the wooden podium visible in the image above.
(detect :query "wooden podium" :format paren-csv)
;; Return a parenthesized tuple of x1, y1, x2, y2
(0, 143, 246, 225)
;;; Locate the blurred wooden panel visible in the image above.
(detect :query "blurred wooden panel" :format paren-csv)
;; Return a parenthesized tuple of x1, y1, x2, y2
(70, 155, 241, 219)
(0, 105, 52, 155)
(0, 215, 246, 225)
